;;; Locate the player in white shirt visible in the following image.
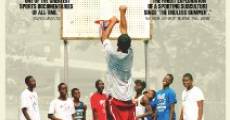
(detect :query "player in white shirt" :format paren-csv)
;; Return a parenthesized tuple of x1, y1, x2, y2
(134, 80, 146, 118)
(179, 73, 205, 120)
(48, 83, 75, 120)
(134, 80, 155, 120)
(20, 75, 40, 120)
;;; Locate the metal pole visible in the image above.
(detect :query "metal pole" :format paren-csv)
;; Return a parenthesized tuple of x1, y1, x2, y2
(0, 0, 6, 118)
(64, 40, 69, 85)
(144, 39, 149, 87)
(145, 11, 154, 88)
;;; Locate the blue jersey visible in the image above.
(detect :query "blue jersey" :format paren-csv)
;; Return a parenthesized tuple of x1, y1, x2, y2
(152, 87, 177, 120)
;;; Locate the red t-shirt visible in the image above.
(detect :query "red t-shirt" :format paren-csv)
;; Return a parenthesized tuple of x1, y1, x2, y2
(90, 92, 108, 120)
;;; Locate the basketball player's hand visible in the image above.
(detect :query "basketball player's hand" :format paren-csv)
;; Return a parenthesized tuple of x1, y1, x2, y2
(119, 5, 127, 13)
(132, 98, 138, 106)
(110, 16, 119, 24)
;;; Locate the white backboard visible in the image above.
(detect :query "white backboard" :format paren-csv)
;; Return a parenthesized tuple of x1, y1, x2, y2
(62, 0, 150, 40)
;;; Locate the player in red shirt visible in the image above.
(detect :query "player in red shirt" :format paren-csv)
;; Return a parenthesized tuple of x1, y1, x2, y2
(90, 80, 108, 120)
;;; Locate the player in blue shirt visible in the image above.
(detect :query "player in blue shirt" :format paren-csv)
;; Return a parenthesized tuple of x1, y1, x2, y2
(151, 74, 177, 120)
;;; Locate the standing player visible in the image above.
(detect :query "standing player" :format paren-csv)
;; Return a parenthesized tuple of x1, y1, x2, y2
(136, 89, 156, 120)
(90, 80, 108, 120)
(152, 74, 177, 120)
(48, 83, 75, 120)
(133, 80, 147, 120)
(144, 89, 156, 120)
(20, 75, 40, 120)
(179, 73, 205, 120)
(97, 5, 135, 120)
(71, 88, 87, 120)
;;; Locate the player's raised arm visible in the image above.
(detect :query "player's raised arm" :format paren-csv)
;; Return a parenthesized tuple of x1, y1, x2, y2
(100, 16, 119, 42)
(119, 5, 128, 34)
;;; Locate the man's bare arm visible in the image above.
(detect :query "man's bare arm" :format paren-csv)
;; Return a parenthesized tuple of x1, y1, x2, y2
(22, 108, 31, 120)
(83, 104, 87, 120)
(179, 107, 183, 120)
(48, 114, 62, 120)
(153, 110, 157, 120)
(119, 5, 128, 34)
(101, 17, 118, 42)
(92, 109, 98, 120)
(197, 100, 204, 120)
(169, 104, 175, 120)
(72, 114, 75, 120)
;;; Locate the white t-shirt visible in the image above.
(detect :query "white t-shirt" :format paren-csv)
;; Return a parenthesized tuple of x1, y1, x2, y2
(103, 39, 134, 101)
(135, 95, 147, 120)
(182, 86, 205, 120)
(48, 98, 75, 120)
(20, 89, 40, 120)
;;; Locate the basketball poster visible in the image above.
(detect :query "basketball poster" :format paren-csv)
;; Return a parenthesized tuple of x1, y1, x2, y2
(0, 0, 229, 120)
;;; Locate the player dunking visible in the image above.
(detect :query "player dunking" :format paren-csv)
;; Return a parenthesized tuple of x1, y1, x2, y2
(96, 5, 135, 120)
